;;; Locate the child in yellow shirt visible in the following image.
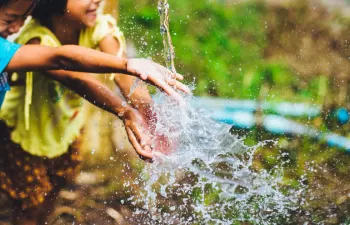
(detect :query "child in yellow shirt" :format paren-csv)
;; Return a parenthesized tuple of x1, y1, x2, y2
(0, 0, 189, 224)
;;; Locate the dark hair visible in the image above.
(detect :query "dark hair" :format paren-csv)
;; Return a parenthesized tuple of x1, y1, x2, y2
(0, 0, 39, 9)
(31, 0, 67, 23)
(0, 0, 16, 8)
(0, 0, 11, 8)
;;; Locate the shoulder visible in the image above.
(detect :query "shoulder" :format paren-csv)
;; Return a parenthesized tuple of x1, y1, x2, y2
(96, 14, 118, 27)
(16, 18, 60, 47)
(0, 37, 20, 49)
(81, 14, 122, 48)
(17, 18, 46, 36)
(93, 14, 120, 38)
(0, 37, 21, 63)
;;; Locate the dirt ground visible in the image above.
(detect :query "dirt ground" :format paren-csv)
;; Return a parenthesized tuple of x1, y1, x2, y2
(0, 169, 144, 225)
(0, 118, 147, 225)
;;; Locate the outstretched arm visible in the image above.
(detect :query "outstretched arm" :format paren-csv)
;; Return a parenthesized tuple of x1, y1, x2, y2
(46, 69, 153, 159)
(9, 39, 154, 159)
(6, 45, 128, 74)
(5, 44, 189, 98)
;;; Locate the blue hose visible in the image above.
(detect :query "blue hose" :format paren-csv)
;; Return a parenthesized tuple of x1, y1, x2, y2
(209, 109, 350, 153)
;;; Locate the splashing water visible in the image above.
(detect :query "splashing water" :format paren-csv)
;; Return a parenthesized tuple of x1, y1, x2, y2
(125, 91, 305, 224)
(121, 2, 306, 224)
(128, 78, 142, 97)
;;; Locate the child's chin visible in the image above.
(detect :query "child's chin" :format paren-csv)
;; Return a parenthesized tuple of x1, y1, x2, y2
(83, 19, 96, 28)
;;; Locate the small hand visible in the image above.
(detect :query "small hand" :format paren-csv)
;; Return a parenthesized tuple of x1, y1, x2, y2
(138, 103, 176, 155)
(126, 58, 191, 100)
(123, 108, 153, 160)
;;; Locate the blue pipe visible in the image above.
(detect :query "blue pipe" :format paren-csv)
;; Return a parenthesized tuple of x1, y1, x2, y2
(194, 97, 321, 118)
(195, 97, 350, 124)
(209, 110, 350, 153)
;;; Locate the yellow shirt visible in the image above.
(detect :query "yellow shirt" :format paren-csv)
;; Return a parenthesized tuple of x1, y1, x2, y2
(80, 14, 126, 55)
(0, 14, 126, 158)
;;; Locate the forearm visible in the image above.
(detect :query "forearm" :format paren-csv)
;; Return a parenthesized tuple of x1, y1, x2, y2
(6, 45, 130, 75)
(114, 74, 154, 109)
(6, 44, 185, 98)
(47, 70, 131, 117)
(56, 45, 129, 74)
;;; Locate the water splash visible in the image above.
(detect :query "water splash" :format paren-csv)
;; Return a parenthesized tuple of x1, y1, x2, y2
(158, 0, 177, 76)
(121, 2, 305, 224)
(128, 78, 142, 97)
(125, 91, 305, 224)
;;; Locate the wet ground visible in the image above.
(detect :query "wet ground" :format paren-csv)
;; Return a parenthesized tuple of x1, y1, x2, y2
(0, 168, 150, 225)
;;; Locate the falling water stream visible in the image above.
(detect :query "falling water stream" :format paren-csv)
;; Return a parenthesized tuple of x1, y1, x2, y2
(123, 2, 306, 224)
(128, 1, 175, 98)
(158, 0, 177, 75)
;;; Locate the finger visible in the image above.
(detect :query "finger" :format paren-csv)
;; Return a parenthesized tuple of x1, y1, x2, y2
(132, 123, 152, 147)
(164, 69, 183, 81)
(126, 127, 153, 159)
(175, 73, 184, 81)
(147, 74, 178, 96)
(142, 145, 154, 163)
(166, 79, 190, 94)
(155, 77, 189, 98)
(167, 70, 176, 80)
(139, 71, 149, 81)
(175, 81, 191, 94)
(153, 63, 178, 80)
(126, 127, 143, 154)
(167, 79, 177, 86)
(130, 118, 153, 146)
(146, 73, 187, 104)
(129, 122, 144, 144)
(166, 70, 184, 81)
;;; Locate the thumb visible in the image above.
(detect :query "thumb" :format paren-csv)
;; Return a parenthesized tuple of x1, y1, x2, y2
(126, 127, 153, 159)
(139, 71, 149, 81)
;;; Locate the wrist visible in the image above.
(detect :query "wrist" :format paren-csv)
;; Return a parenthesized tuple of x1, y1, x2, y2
(112, 56, 129, 75)
(125, 58, 144, 79)
(115, 103, 133, 119)
(125, 58, 132, 75)
(137, 101, 154, 121)
(123, 57, 128, 71)
(136, 100, 153, 111)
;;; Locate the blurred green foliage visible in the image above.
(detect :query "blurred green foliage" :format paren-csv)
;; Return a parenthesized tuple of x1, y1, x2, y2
(119, 0, 334, 103)
(120, 0, 267, 98)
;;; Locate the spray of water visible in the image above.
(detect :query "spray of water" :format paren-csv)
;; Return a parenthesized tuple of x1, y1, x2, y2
(158, 0, 177, 80)
(122, 91, 305, 224)
(120, 2, 306, 224)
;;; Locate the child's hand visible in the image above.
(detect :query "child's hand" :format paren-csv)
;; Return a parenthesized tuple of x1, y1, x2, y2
(138, 104, 176, 155)
(126, 59, 191, 99)
(123, 107, 153, 160)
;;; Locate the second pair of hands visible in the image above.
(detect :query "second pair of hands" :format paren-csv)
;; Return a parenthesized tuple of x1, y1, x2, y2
(121, 58, 188, 160)
(122, 99, 174, 161)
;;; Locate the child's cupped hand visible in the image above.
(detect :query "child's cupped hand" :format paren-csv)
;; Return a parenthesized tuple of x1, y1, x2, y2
(126, 59, 191, 102)
(123, 105, 177, 161)
(138, 104, 176, 156)
(123, 107, 154, 160)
